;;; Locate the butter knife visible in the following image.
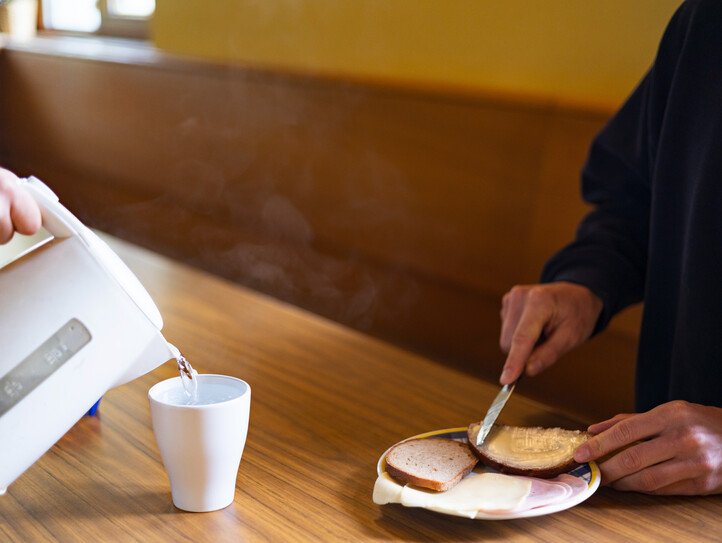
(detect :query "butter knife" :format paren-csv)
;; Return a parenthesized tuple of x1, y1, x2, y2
(475, 377, 519, 446)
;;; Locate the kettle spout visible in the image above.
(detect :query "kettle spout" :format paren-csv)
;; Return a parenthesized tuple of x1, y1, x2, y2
(167, 342, 181, 361)
(114, 334, 178, 388)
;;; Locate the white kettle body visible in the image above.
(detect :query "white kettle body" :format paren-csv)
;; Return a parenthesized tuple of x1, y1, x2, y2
(0, 177, 175, 492)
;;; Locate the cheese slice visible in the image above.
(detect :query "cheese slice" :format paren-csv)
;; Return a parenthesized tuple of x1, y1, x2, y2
(373, 472, 403, 504)
(401, 473, 532, 517)
(374, 471, 533, 518)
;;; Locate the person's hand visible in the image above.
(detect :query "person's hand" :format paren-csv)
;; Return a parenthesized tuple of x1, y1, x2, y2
(0, 167, 41, 243)
(574, 401, 722, 495)
(499, 282, 603, 384)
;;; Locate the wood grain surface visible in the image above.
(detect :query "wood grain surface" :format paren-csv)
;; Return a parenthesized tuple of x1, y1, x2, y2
(0, 236, 719, 542)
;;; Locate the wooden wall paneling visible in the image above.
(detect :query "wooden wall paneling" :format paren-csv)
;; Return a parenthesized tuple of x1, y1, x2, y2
(0, 43, 637, 419)
(2, 48, 551, 293)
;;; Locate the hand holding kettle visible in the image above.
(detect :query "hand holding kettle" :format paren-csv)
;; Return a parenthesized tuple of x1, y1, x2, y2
(0, 174, 177, 492)
(0, 166, 41, 243)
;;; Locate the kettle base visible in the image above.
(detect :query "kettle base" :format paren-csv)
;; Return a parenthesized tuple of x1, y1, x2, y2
(85, 398, 102, 417)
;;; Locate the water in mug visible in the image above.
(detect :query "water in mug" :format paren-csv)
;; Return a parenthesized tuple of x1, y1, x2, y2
(169, 354, 242, 406)
(159, 380, 244, 406)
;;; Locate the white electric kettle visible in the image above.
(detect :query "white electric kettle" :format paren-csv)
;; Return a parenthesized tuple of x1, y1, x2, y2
(0, 177, 177, 493)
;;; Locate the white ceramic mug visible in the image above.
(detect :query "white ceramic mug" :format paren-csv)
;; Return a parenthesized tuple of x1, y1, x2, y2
(148, 374, 251, 512)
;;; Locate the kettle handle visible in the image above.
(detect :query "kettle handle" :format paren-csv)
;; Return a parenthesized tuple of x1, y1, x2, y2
(20, 176, 84, 240)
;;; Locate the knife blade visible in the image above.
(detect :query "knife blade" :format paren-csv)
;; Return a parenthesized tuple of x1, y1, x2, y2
(475, 377, 519, 446)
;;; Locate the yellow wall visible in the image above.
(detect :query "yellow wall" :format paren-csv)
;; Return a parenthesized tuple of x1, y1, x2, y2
(153, 0, 682, 109)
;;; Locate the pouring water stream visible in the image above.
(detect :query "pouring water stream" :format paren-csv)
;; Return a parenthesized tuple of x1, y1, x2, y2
(168, 343, 198, 401)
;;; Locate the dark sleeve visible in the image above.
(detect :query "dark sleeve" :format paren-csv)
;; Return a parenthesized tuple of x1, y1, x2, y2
(539, 1, 691, 334)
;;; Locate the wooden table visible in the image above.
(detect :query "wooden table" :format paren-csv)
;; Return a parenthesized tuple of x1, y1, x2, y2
(1, 236, 720, 542)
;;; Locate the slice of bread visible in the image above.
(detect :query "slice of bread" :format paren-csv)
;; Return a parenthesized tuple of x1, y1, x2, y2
(467, 423, 591, 478)
(384, 437, 478, 491)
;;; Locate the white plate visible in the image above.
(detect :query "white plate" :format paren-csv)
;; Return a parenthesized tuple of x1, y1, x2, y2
(376, 427, 600, 520)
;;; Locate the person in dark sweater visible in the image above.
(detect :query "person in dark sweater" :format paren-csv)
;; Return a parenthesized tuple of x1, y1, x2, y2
(499, 0, 722, 495)
(0, 167, 40, 243)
